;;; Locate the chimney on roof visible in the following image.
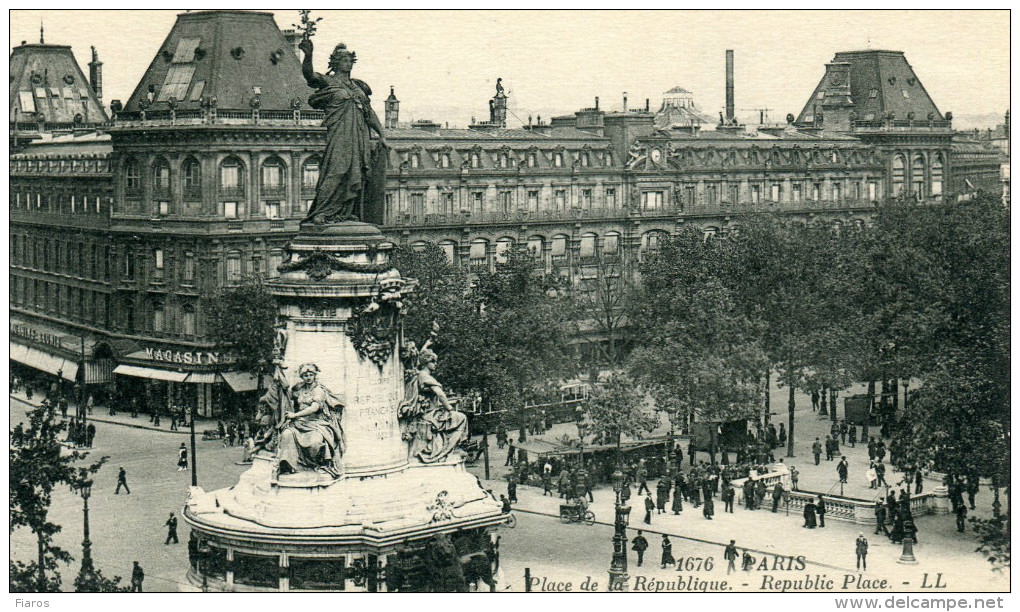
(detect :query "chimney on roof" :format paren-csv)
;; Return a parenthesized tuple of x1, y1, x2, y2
(645, 98, 650, 112)
(283, 29, 302, 59)
(623, 92, 628, 112)
(725, 50, 735, 124)
(595, 96, 599, 111)
(385, 86, 399, 129)
(89, 46, 103, 106)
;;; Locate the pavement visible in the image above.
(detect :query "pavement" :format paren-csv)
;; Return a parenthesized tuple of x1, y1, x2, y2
(9, 376, 1010, 592)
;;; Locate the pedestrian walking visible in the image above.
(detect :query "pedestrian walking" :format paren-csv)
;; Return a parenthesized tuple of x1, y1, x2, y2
(743, 479, 755, 510)
(855, 533, 869, 571)
(816, 495, 827, 528)
(643, 494, 654, 524)
(874, 500, 890, 536)
(803, 499, 817, 528)
(742, 550, 755, 572)
(966, 476, 979, 510)
(837, 457, 849, 484)
(671, 479, 684, 514)
(636, 460, 649, 495)
(848, 423, 857, 447)
(955, 503, 968, 533)
(778, 423, 787, 448)
(165, 513, 179, 544)
(655, 478, 669, 514)
(812, 438, 822, 465)
(790, 466, 799, 491)
(116, 467, 130, 494)
(541, 471, 553, 496)
(724, 540, 739, 575)
(177, 442, 188, 471)
(914, 470, 924, 495)
(631, 530, 649, 567)
(660, 534, 675, 569)
(557, 470, 569, 498)
(583, 469, 594, 503)
(825, 435, 835, 461)
(875, 461, 887, 488)
(867, 437, 877, 462)
(866, 462, 878, 489)
(722, 482, 735, 513)
(840, 420, 848, 445)
(771, 482, 784, 513)
(687, 442, 697, 466)
(504, 443, 515, 466)
(131, 561, 144, 592)
(755, 479, 766, 511)
(703, 494, 714, 520)
(507, 479, 517, 504)
(811, 389, 819, 412)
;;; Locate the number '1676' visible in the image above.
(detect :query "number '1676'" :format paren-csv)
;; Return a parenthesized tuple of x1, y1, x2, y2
(676, 557, 714, 572)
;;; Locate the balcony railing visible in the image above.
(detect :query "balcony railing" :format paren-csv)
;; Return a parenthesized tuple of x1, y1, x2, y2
(112, 109, 325, 128)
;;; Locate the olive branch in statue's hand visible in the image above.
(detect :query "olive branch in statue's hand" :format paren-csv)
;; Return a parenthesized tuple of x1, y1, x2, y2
(294, 10, 323, 41)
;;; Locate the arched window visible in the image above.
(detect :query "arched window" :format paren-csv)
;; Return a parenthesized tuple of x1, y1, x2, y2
(153, 158, 171, 195)
(219, 157, 246, 196)
(439, 240, 457, 264)
(260, 157, 286, 196)
(495, 238, 514, 264)
(124, 158, 141, 194)
(554, 152, 564, 168)
(410, 153, 420, 169)
(470, 152, 481, 168)
(930, 154, 944, 197)
(579, 233, 597, 258)
(440, 152, 451, 168)
(302, 157, 320, 190)
(891, 154, 906, 197)
(604, 232, 620, 255)
(226, 250, 242, 284)
(605, 152, 614, 167)
(181, 157, 201, 199)
(182, 303, 196, 336)
(911, 155, 925, 199)
(152, 300, 165, 333)
(267, 249, 283, 280)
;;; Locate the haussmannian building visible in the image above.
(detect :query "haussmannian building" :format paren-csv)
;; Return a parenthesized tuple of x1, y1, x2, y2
(9, 10, 1006, 417)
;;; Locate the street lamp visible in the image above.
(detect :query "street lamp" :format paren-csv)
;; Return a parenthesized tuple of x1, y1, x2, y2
(608, 469, 631, 592)
(71, 478, 95, 584)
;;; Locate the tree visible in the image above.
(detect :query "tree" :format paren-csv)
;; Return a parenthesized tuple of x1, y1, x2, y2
(10, 404, 108, 592)
(582, 374, 659, 465)
(393, 244, 571, 430)
(208, 274, 279, 418)
(569, 254, 638, 374)
(629, 228, 767, 460)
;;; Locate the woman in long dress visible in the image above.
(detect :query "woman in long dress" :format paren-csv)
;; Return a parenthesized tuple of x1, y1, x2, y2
(298, 38, 387, 224)
(803, 499, 818, 528)
(399, 347, 468, 464)
(276, 364, 345, 478)
(660, 535, 676, 569)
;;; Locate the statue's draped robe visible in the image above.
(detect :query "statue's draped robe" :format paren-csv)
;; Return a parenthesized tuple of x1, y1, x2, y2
(277, 382, 345, 475)
(399, 369, 468, 463)
(306, 75, 385, 223)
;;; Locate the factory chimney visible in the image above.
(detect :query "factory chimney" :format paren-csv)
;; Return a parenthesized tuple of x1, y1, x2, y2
(725, 49, 735, 124)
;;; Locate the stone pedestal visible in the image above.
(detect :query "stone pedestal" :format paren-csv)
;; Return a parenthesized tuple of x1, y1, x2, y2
(182, 222, 503, 591)
(931, 485, 952, 515)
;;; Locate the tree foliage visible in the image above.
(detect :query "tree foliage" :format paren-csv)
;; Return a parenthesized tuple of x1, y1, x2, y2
(582, 374, 660, 455)
(208, 274, 279, 375)
(10, 404, 109, 592)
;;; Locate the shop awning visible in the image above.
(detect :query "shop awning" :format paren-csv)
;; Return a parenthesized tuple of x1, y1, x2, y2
(113, 364, 189, 383)
(219, 371, 266, 393)
(184, 372, 219, 384)
(10, 342, 78, 381)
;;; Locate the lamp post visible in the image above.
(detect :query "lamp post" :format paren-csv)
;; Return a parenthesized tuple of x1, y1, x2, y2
(608, 469, 630, 591)
(71, 478, 95, 584)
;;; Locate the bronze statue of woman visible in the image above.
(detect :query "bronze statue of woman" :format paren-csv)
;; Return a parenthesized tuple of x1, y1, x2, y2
(299, 38, 388, 225)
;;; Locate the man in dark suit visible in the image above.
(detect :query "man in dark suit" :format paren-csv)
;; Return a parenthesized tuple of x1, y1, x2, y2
(643, 494, 654, 524)
(116, 467, 130, 494)
(816, 495, 827, 528)
(164, 512, 179, 544)
(631, 530, 649, 566)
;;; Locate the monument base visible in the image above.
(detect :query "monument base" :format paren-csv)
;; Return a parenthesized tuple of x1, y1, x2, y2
(183, 454, 503, 591)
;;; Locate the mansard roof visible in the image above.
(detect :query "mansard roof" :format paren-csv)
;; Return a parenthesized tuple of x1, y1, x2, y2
(796, 50, 942, 125)
(123, 10, 312, 113)
(9, 43, 109, 124)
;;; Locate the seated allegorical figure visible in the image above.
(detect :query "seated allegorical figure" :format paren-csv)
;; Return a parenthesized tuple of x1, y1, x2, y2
(399, 345, 468, 464)
(276, 363, 345, 478)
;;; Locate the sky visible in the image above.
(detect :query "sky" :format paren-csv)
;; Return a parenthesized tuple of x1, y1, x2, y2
(9, 9, 1011, 129)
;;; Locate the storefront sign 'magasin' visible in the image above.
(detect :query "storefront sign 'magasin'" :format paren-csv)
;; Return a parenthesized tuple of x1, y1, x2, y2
(143, 347, 235, 365)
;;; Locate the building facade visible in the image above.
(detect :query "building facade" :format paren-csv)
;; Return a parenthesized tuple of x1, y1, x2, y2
(9, 10, 1006, 416)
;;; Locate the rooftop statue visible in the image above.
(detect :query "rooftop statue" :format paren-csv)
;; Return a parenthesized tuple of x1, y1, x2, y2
(299, 38, 388, 225)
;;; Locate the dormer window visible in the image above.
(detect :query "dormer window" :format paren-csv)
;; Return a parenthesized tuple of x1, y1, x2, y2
(527, 152, 537, 168)
(410, 153, 420, 169)
(554, 152, 564, 168)
(440, 153, 451, 168)
(470, 152, 481, 168)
